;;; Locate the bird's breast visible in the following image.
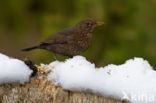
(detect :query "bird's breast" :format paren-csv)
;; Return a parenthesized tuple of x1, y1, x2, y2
(76, 33, 92, 50)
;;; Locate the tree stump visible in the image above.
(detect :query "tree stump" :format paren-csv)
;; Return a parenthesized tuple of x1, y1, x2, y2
(0, 68, 127, 103)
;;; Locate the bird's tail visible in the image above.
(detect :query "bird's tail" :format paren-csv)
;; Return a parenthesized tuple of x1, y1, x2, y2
(22, 45, 39, 51)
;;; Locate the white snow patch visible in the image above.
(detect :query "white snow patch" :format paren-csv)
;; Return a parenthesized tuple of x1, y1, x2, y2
(48, 56, 156, 103)
(0, 53, 32, 84)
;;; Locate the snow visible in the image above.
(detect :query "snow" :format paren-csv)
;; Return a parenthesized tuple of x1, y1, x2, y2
(0, 53, 32, 84)
(48, 56, 156, 103)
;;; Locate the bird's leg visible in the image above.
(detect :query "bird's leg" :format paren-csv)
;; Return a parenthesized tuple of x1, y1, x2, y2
(53, 53, 58, 60)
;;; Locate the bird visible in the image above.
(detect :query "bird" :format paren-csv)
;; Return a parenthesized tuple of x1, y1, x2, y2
(22, 18, 104, 58)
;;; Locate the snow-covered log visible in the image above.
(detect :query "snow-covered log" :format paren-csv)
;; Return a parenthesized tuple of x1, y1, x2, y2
(1, 53, 156, 103)
(0, 71, 125, 103)
(0, 53, 125, 103)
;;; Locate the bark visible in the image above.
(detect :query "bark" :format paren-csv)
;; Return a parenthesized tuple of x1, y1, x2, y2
(0, 69, 128, 103)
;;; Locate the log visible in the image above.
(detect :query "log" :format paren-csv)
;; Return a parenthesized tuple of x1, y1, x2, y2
(0, 68, 127, 103)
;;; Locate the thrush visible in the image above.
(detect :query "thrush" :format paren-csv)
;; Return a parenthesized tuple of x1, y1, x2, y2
(22, 18, 104, 58)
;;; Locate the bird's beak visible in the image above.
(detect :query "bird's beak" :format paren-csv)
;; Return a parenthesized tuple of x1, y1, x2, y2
(94, 22, 105, 26)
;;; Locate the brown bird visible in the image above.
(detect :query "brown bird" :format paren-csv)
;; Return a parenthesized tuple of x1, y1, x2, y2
(22, 18, 104, 58)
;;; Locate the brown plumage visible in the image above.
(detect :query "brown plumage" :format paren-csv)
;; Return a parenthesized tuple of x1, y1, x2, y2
(22, 18, 104, 57)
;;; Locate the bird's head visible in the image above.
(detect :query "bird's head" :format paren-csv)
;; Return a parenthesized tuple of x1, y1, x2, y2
(76, 18, 105, 32)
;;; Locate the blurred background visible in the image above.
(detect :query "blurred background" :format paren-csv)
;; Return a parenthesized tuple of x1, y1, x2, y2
(0, 0, 156, 66)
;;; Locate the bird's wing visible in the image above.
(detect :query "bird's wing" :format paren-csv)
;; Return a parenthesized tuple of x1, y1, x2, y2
(42, 27, 75, 45)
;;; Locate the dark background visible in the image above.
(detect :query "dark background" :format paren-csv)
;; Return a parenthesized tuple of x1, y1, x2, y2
(0, 0, 156, 66)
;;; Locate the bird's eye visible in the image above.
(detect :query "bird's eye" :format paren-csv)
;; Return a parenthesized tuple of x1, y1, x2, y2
(86, 23, 91, 26)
